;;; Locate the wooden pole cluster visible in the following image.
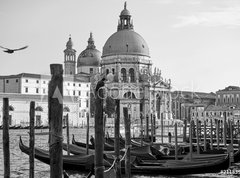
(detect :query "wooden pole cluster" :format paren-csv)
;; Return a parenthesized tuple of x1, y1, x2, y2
(123, 107, 131, 178)
(94, 82, 105, 178)
(114, 100, 121, 178)
(48, 64, 63, 178)
(29, 101, 35, 178)
(3, 98, 10, 178)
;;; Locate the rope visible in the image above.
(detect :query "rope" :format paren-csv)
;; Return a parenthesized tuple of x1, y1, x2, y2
(120, 145, 131, 162)
(104, 158, 117, 173)
(49, 132, 64, 148)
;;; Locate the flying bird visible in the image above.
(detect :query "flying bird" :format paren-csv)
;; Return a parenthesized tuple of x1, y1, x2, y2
(0, 45, 28, 54)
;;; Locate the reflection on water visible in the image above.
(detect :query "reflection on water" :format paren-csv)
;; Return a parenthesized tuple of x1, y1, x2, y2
(0, 128, 239, 178)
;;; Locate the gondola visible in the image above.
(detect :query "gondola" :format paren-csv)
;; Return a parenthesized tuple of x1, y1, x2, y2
(19, 136, 111, 171)
(129, 153, 230, 175)
(72, 134, 115, 151)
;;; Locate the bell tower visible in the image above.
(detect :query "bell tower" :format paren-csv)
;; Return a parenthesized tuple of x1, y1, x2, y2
(64, 35, 76, 75)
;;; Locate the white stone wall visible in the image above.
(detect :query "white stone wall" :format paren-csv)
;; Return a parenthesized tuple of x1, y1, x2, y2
(0, 99, 79, 127)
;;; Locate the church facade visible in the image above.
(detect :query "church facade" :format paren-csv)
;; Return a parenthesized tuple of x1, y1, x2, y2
(101, 3, 172, 128)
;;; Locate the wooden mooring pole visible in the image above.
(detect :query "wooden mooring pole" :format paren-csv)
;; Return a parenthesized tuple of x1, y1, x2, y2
(151, 114, 154, 145)
(48, 64, 63, 178)
(146, 114, 149, 139)
(196, 119, 200, 154)
(66, 114, 70, 155)
(189, 120, 193, 161)
(86, 112, 89, 155)
(223, 112, 227, 148)
(216, 120, 220, 150)
(203, 120, 207, 152)
(115, 100, 121, 178)
(210, 119, 213, 150)
(174, 122, 178, 160)
(140, 113, 143, 146)
(94, 82, 105, 178)
(183, 119, 187, 142)
(29, 101, 35, 178)
(123, 107, 131, 178)
(3, 98, 10, 178)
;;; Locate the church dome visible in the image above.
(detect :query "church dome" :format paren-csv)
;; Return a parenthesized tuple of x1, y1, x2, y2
(77, 33, 101, 67)
(102, 2, 150, 58)
(102, 30, 149, 57)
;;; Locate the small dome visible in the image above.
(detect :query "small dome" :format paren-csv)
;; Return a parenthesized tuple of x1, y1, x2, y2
(77, 48, 101, 67)
(102, 30, 150, 57)
(77, 32, 101, 67)
(120, 9, 131, 16)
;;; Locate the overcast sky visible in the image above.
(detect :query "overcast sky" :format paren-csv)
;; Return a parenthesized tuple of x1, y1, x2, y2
(0, 0, 239, 93)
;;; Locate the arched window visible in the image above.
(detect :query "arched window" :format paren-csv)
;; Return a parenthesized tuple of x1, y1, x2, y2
(35, 106, 43, 112)
(123, 91, 136, 99)
(9, 105, 14, 111)
(63, 106, 70, 112)
(121, 68, 127, 82)
(106, 69, 109, 75)
(129, 68, 135, 82)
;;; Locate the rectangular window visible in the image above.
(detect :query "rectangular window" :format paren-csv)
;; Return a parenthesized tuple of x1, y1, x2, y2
(43, 88, 46, 94)
(73, 83, 75, 86)
(43, 81, 46, 84)
(6, 80, 9, 83)
(73, 90, 75, 95)
(36, 88, 39, 93)
(25, 87, 28, 93)
(86, 91, 89, 96)
(36, 80, 39, 83)
(79, 99, 81, 107)
(79, 84, 81, 87)
(86, 100, 89, 108)
(79, 91, 81, 96)
(16, 79, 18, 83)
(26, 79, 28, 83)
(90, 68, 93, 74)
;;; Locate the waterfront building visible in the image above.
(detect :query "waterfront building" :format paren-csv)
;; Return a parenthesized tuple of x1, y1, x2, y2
(171, 91, 216, 122)
(205, 86, 240, 124)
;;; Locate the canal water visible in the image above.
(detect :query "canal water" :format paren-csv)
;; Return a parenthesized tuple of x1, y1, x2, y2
(0, 128, 239, 178)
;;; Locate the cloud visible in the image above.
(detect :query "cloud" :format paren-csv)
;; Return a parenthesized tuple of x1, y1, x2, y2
(174, 6, 240, 28)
